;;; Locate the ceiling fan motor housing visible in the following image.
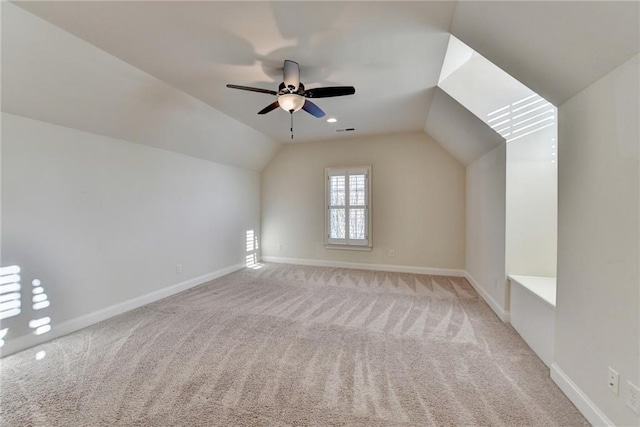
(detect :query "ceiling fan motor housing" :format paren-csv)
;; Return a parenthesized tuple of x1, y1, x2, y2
(278, 82, 305, 96)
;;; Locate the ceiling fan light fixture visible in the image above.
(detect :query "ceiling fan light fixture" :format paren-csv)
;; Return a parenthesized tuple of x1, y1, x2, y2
(278, 94, 305, 112)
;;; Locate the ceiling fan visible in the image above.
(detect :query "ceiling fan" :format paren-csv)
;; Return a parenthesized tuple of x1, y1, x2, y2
(226, 60, 356, 120)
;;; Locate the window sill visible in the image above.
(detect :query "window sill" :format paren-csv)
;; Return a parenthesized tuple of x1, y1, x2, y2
(325, 244, 372, 252)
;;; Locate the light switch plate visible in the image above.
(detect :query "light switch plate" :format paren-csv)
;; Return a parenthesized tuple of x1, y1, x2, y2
(627, 380, 640, 414)
(608, 367, 619, 395)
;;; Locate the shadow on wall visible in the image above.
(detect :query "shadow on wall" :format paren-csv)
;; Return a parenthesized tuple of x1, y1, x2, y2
(0, 265, 52, 360)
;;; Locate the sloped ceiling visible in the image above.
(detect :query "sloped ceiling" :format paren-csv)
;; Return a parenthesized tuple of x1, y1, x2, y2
(4, 1, 639, 167)
(425, 89, 504, 166)
(1, 2, 280, 171)
(451, 1, 640, 106)
(12, 1, 456, 144)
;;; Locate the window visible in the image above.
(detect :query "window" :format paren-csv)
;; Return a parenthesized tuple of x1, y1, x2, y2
(325, 166, 371, 248)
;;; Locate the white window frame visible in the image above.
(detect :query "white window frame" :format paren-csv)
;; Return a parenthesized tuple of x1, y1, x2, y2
(324, 165, 372, 250)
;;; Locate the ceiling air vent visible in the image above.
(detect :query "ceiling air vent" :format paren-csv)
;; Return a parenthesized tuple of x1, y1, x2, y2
(336, 128, 356, 133)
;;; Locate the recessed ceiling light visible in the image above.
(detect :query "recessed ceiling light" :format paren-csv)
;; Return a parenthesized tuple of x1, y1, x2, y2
(327, 118, 337, 123)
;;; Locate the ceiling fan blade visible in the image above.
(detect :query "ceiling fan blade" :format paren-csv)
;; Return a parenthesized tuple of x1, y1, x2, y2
(302, 100, 325, 118)
(226, 84, 277, 96)
(305, 86, 356, 98)
(283, 60, 300, 91)
(258, 101, 280, 115)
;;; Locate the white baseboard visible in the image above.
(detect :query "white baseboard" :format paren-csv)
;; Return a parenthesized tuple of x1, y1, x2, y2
(551, 363, 613, 426)
(261, 256, 466, 277)
(0, 263, 245, 358)
(464, 272, 510, 322)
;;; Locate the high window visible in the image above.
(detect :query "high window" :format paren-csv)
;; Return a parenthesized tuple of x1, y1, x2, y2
(325, 166, 371, 248)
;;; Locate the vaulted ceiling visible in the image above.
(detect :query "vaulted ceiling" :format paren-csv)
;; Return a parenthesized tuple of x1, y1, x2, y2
(4, 1, 639, 167)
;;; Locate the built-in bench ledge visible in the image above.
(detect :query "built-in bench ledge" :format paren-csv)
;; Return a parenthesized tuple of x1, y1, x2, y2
(508, 275, 556, 308)
(508, 275, 557, 368)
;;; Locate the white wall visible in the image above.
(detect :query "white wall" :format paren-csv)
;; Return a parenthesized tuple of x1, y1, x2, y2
(261, 132, 466, 272)
(505, 127, 558, 277)
(554, 54, 639, 427)
(0, 1, 277, 356)
(1, 113, 261, 356)
(465, 144, 508, 320)
(438, 48, 533, 121)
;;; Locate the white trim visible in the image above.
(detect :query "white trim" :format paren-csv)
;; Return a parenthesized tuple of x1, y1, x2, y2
(551, 363, 614, 427)
(325, 165, 372, 247)
(508, 275, 556, 309)
(0, 263, 245, 358)
(325, 244, 372, 252)
(261, 256, 465, 277)
(464, 272, 510, 322)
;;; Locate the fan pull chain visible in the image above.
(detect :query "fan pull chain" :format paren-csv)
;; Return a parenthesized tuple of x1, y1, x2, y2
(290, 110, 294, 140)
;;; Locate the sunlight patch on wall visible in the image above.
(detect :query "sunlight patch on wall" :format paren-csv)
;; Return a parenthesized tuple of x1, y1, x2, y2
(437, 34, 558, 145)
(0, 329, 8, 348)
(0, 266, 22, 325)
(32, 278, 51, 311)
(29, 316, 52, 335)
(487, 93, 556, 142)
(245, 230, 264, 269)
(0, 266, 54, 351)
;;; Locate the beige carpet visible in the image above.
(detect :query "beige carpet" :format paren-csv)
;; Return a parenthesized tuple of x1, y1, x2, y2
(1, 263, 586, 426)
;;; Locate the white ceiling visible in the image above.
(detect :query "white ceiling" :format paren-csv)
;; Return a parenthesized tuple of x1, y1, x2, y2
(6, 1, 640, 165)
(14, 1, 456, 143)
(451, 1, 640, 106)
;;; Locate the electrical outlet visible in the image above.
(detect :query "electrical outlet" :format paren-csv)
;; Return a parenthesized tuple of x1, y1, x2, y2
(608, 367, 619, 395)
(389, 249, 396, 258)
(176, 264, 183, 274)
(627, 380, 640, 414)
(278, 244, 283, 252)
